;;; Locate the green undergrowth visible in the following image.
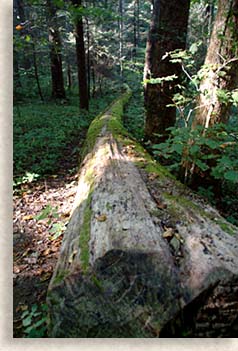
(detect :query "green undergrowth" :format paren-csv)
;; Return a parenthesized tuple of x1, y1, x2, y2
(14, 91, 119, 187)
(123, 83, 145, 141)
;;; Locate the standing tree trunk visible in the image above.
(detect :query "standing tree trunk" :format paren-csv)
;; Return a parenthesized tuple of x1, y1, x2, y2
(14, 0, 31, 69)
(67, 59, 72, 90)
(144, 0, 190, 142)
(206, 0, 215, 44)
(32, 42, 44, 101)
(13, 50, 22, 88)
(72, 0, 89, 110)
(14, 0, 22, 89)
(193, 0, 238, 128)
(86, 17, 91, 100)
(136, 0, 140, 46)
(183, 0, 238, 185)
(118, 0, 124, 79)
(133, 2, 137, 57)
(47, 0, 66, 99)
(91, 58, 96, 97)
(132, 0, 140, 57)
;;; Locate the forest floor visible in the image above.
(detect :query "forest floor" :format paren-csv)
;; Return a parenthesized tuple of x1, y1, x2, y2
(13, 139, 83, 337)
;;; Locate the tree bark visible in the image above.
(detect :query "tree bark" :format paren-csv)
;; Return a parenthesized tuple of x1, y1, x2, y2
(144, 0, 190, 142)
(47, 89, 238, 337)
(47, 0, 66, 99)
(14, 0, 31, 69)
(118, 0, 124, 78)
(32, 43, 44, 101)
(182, 0, 238, 184)
(72, 0, 89, 110)
(13, 49, 22, 89)
(86, 17, 91, 100)
(193, 0, 238, 128)
(67, 60, 72, 90)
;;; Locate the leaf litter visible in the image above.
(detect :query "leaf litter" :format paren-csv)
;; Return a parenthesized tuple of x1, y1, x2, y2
(13, 169, 79, 337)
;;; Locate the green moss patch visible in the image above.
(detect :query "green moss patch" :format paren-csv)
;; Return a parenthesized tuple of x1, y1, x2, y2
(215, 220, 237, 236)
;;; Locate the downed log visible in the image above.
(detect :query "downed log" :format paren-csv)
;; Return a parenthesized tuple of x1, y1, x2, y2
(47, 88, 238, 337)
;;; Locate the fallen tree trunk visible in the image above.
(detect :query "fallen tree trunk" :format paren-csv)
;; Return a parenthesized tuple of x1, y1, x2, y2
(47, 88, 238, 337)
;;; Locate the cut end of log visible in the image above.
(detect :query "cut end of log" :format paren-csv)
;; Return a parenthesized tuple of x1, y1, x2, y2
(48, 249, 180, 337)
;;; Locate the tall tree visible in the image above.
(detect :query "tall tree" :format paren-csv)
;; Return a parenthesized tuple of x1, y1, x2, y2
(132, 0, 140, 56)
(118, 0, 125, 78)
(72, 0, 89, 110)
(14, 0, 44, 101)
(13, 1, 23, 88)
(144, 0, 190, 142)
(193, 0, 238, 128)
(32, 41, 44, 101)
(47, 0, 66, 99)
(182, 0, 238, 184)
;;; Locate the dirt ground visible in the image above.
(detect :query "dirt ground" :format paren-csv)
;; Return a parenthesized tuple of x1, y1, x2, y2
(13, 143, 81, 337)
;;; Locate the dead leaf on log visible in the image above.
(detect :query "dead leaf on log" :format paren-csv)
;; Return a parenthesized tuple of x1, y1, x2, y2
(156, 202, 167, 210)
(148, 173, 159, 181)
(162, 227, 174, 238)
(96, 214, 107, 222)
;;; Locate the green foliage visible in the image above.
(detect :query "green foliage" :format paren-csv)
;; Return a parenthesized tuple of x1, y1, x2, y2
(34, 204, 67, 240)
(14, 91, 118, 182)
(14, 103, 81, 175)
(34, 204, 58, 221)
(197, 186, 216, 205)
(21, 304, 48, 338)
(49, 222, 66, 240)
(148, 43, 238, 225)
(13, 172, 40, 191)
(122, 68, 145, 140)
(153, 123, 238, 183)
(143, 74, 178, 85)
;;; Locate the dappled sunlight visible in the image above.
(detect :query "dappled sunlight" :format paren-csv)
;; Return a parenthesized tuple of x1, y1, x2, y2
(72, 137, 113, 212)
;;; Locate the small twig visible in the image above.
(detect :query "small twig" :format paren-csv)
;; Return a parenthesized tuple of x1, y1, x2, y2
(216, 56, 238, 75)
(181, 64, 199, 92)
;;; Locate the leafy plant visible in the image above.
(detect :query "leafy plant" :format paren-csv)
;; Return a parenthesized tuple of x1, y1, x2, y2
(34, 204, 59, 221)
(153, 123, 238, 183)
(197, 186, 216, 205)
(49, 222, 66, 240)
(21, 304, 48, 338)
(13, 172, 40, 192)
(34, 204, 67, 240)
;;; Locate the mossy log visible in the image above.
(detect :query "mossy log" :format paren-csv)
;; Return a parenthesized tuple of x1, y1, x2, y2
(47, 89, 238, 337)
